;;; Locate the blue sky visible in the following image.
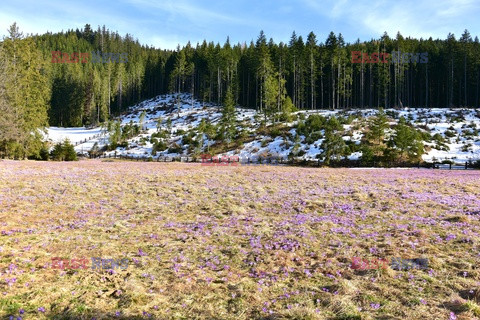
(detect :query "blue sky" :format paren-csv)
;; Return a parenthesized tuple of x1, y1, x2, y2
(1, 0, 479, 49)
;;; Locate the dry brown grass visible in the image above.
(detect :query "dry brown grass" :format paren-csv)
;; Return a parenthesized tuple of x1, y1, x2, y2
(0, 161, 479, 319)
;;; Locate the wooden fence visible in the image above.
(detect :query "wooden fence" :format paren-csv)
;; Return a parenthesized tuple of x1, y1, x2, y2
(87, 153, 478, 170)
(73, 133, 104, 146)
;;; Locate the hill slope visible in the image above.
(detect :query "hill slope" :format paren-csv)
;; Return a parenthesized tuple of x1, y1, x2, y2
(45, 94, 480, 164)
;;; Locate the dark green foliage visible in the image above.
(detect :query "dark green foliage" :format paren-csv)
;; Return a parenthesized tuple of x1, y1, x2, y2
(50, 139, 77, 161)
(108, 121, 122, 150)
(269, 126, 283, 139)
(279, 96, 296, 122)
(388, 117, 424, 162)
(152, 139, 168, 155)
(367, 110, 389, 145)
(305, 131, 323, 144)
(39, 145, 50, 161)
(345, 140, 361, 154)
(296, 114, 325, 136)
(360, 145, 375, 165)
(151, 130, 169, 140)
(168, 143, 183, 154)
(220, 88, 237, 143)
(337, 115, 352, 125)
(0, 23, 50, 159)
(320, 132, 347, 164)
(306, 114, 326, 133)
(122, 122, 140, 140)
(324, 116, 343, 133)
(182, 132, 199, 148)
(27, 142, 50, 161)
(470, 160, 480, 169)
(444, 129, 456, 138)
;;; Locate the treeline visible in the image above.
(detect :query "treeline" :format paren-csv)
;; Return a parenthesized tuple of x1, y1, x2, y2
(0, 23, 169, 158)
(1, 23, 480, 159)
(171, 29, 480, 112)
(38, 24, 169, 127)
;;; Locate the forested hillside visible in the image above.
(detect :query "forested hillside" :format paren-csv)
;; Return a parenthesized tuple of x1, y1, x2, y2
(0, 23, 479, 159)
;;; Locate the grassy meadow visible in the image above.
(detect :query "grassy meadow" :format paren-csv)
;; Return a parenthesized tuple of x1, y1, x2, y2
(1, 161, 480, 319)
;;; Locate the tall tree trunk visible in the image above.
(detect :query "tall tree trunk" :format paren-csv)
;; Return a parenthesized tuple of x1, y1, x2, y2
(320, 61, 324, 108)
(450, 59, 454, 107)
(331, 61, 335, 110)
(217, 66, 221, 104)
(425, 64, 429, 108)
(310, 51, 314, 110)
(464, 55, 467, 106)
(293, 55, 296, 108)
(361, 53, 364, 108)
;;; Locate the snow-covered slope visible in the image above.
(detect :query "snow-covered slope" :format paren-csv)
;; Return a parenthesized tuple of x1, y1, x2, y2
(45, 93, 480, 163)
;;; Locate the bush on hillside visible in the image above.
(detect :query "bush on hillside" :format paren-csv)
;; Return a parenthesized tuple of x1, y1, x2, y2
(50, 139, 77, 161)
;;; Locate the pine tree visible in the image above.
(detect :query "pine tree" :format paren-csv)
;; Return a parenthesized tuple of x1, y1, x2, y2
(0, 41, 24, 158)
(388, 116, 424, 162)
(1, 23, 50, 158)
(51, 138, 77, 161)
(109, 121, 122, 148)
(306, 32, 317, 110)
(320, 132, 346, 165)
(281, 96, 295, 122)
(62, 138, 78, 161)
(221, 87, 237, 144)
(365, 109, 389, 159)
(139, 110, 147, 131)
(367, 109, 389, 145)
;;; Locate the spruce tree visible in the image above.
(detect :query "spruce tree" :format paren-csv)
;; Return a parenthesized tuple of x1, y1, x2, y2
(320, 132, 346, 165)
(388, 117, 424, 162)
(1, 23, 50, 159)
(221, 87, 237, 144)
(366, 109, 389, 159)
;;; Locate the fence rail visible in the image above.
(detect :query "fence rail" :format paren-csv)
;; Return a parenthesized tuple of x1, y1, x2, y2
(73, 133, 104, 146)
(85, 153, 479, 170)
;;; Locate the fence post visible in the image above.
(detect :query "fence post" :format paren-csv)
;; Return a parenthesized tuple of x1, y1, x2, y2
(449, 163, 452, 170)
(465, 162, 468, 170)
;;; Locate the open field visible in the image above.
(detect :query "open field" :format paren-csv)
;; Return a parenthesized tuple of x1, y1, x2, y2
(1, 161, 480, 319)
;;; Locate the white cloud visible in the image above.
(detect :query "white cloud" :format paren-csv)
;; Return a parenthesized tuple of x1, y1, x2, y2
(300, 0, 479, 41)
(124, 0, 248, 27)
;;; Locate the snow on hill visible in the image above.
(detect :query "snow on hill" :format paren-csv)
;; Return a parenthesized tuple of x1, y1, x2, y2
(45, 93, 480, 163)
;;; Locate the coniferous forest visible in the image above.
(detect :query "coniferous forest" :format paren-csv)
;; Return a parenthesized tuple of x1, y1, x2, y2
(0, 22, 479, 158)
